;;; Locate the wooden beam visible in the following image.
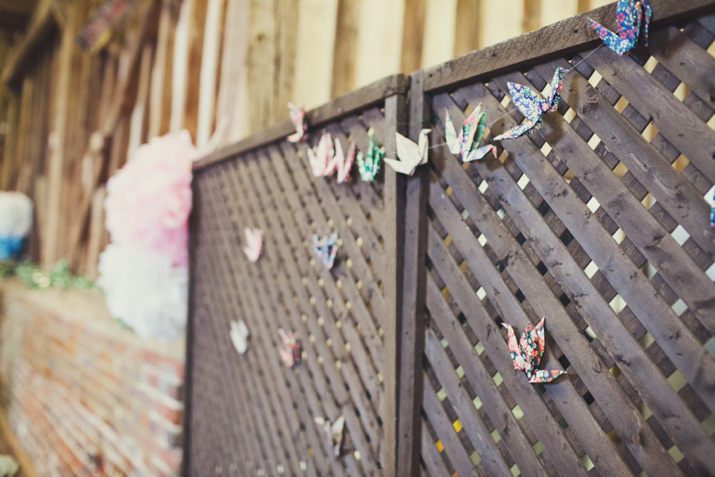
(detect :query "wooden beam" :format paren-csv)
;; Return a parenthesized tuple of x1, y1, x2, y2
(454, 0, 481, 55)
(1, 0, 56, 88)
(193, 73, 408, 170)
(399, 0, 426, 74)
(67, 0, 161, 266)
(196, 0, 223, 149)
(330, 0, 359, 98)
(354, 0, 405, 89)
(148, 0, 172, 138)
(0, 0, 37, 29)
(42, 1, 74, 266)
(422, 0, 715, 92)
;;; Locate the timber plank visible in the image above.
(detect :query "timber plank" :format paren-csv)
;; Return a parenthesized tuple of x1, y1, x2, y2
(424, 328, 513, 476)
(193, 74, 407, 170)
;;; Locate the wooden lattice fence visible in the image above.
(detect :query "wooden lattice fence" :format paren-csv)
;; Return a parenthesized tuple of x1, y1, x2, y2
(184, 2, 715, 476)
(186, 75, 407, 476)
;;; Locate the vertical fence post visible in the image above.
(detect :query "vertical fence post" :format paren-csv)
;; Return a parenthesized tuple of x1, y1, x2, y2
(395, 70, 430, 475)
(382, 87, 408, 476)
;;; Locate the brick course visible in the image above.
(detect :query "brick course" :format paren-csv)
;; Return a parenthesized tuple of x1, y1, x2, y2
(0, 280, 185, 476)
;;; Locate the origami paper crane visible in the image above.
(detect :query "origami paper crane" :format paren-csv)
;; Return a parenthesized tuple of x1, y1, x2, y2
(493, 67, 567, 141)
(278, 328, 301, 367)
(588, 0, 652, 55)
(314, 415, 346, 457)
(502, 318, 565, 383)
(445, 104, 497, 162)
(313, 231, 339, 270)
(243, 227, 264, 263)
(287, 103, 307, 143)
(307, 131, 335, 177)
(357, 128, 384, 182)
(230, 320, 250, 355)
(707, 185, 715, 229)
(324, 139, 356, 183)
(385, 129, 431, 175)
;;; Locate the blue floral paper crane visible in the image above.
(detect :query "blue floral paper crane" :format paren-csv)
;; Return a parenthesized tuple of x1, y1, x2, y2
(588, 0, 652, 55)
(493, 67, 567, 141)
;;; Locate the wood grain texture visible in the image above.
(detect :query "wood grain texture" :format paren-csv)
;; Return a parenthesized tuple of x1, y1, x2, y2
(421, 0, 715, 92)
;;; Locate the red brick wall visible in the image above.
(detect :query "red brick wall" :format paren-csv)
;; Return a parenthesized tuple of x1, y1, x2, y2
(0, 281, 185, 476)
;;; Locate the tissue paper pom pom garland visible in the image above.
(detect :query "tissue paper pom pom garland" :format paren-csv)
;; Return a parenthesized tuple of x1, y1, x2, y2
(104, 130, 199, 267)
(0, 192, 33, 261)
(98, 244, 188, 341)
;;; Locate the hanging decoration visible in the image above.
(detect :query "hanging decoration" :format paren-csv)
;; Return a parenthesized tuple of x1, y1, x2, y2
(307, 131, 335, 177)
(243, 227, 264, 263)
(230, 320, 250, 355)
(314, 415, 346, 457)
(77, 0, 133, 52)
(0, 192, 33, 261)
(385, 129, 431, 176)
(588, 0, 652, 55)
(324, 139, 356, 184)
(707, 185, 715, 229)
(100, 130, 199, 341)
(357, 129, 384, 182)
(493, 67, 567, 141)
(445, 104, 497, 162)
(313, 231, 339, 270)
(502, 318, 565, 383)
(278, 328, 301, 367)
(98, 244, 188, 341)
(287, 103, 307, 143)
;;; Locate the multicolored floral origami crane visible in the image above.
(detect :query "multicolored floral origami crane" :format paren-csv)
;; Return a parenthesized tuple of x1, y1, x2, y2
(313, 231, 339, 270)
(307, 131, 335, 177)
(287, 103, 307, 143)
(502, 318, 565, 383)
(445, 104, 497, 162)
(278, 328, 301, 367)
(494, 67, 567, 141)
(588, 0, 652, 56)
(324, 139, 356, 183)
(384, 129, 431, 175)
(357, 128, 384, 182)
(707, 185, 715, 229)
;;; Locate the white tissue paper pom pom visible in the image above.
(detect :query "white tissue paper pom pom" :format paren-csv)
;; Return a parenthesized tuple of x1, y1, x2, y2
(0, 192, 33, 238)
(97, 243, 188, 341)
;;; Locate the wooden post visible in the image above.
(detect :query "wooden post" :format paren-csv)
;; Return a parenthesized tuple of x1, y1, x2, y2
(43, 3, 76, 266)
(382, 87, 408, 476)
(394, 70, 430, 476)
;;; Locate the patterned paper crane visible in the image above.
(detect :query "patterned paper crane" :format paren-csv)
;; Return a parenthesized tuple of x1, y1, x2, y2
(588, 0, 652, 55)
(324, 139, 356, 183)
(307, 131, 335, 177)
(312, 231, 339, 270)
(502, 318, 565, 383)
(287, 103, 307, 142)
(357, 128, 384, 182)
(493, 67, 567, 141)
(445, 104, 497, 162)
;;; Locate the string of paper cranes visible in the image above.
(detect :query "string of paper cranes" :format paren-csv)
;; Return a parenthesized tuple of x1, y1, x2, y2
(285, 0, 653, 181)
(227, 0, 674, 402)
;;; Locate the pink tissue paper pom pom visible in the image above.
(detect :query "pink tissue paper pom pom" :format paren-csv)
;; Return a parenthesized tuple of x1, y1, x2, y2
(104, 130, 199, 266)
